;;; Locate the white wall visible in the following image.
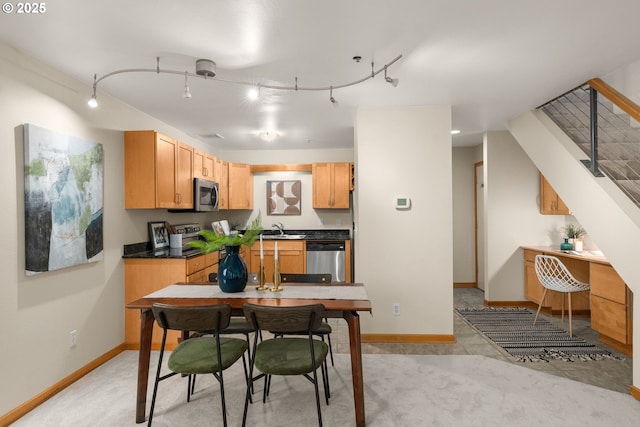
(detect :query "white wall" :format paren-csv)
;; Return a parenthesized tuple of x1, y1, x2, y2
(0, 42, 225, 415)
(354, 106, 453, 335)
(483, 131, 567, 302)
(452, 147, 478, 284)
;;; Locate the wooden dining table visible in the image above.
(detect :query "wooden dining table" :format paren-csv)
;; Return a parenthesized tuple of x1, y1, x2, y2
(125, 282, 372, 426)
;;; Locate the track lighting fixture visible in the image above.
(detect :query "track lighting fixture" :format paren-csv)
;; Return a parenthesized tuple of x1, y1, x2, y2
(87, 55, 402, 107)
(183, 71, 192, 98)
(384, 65, 399, 87)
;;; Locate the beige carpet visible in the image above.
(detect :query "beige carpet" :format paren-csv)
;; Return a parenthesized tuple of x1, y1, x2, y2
(10, 350, 640, 426)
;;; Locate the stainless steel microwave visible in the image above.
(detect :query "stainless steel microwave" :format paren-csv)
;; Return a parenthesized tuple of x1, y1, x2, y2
(193, 178, 219, 211)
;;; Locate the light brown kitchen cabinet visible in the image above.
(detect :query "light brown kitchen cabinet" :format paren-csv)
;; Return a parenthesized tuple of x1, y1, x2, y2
(124, 130, 194, 209)
(540, 174, 570, 215)
(193, 149, 215, 180)
(590, 263, 633, 349)
(228, 162, 253, 209)
(249, 240, 305, 281)
(312, 162, 353, 208)
(214, 157, 229, 210)
(124, 252, 219, 349)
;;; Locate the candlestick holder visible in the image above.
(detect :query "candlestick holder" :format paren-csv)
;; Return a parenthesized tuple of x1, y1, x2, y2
(270, 258, 283, 292)
(256, 261, 268, 290)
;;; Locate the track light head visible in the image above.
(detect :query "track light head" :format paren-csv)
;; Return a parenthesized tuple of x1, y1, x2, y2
(247, 85, 260, 101)
(183, 71, 192, 98)
(87, 95, 98, 108)
(329, 86, 337, 105)
(384, 65, 399, 87)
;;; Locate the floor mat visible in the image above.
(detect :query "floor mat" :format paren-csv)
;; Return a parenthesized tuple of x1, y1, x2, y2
(456, 307, 624, 362)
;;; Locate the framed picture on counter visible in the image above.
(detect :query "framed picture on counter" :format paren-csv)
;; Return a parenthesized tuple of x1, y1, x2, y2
(148, 221, 169, 250)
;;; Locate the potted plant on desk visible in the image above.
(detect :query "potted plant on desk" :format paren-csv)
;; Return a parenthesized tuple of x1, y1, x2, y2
(188, 215, 262, 292)
(562, 223, 587, 252)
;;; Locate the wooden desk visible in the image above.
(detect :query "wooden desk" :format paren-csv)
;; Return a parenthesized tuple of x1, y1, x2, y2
(126, 283, 372, 426)
(522, 246, 632, 354)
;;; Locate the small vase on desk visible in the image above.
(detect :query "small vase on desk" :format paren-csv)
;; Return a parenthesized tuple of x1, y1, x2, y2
(560, 238, 573, 251)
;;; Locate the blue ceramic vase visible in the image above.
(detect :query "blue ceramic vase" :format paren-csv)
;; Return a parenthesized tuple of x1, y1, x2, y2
(560, 238, 573, 251)
(218, 245, 248, 292)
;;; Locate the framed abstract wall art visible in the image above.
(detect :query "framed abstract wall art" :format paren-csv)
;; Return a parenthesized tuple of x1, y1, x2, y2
(24, 123, 104, 275)
(266, 180, 301, 215)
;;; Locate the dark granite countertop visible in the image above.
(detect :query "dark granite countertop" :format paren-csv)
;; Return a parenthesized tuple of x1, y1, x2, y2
(122, 241, 206, 259)
(122, 229, 351, 259)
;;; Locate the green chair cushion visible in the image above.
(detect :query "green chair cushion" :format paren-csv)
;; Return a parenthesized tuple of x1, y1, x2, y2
(168, 336, 248, 374)
(254, 338, 328, 375)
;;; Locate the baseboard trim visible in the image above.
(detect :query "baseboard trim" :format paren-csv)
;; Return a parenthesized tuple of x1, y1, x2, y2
(453, 282, 477, 288)
(362, 333, 456, 344)
(483, 300, 534, 308)
(0, 343, 126, 426)
(631, 385, 640, 401)
(599, 334, 633, 357)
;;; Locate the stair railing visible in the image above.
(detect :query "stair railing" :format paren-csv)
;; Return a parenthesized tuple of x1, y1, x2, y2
(538, 78, 640, 208)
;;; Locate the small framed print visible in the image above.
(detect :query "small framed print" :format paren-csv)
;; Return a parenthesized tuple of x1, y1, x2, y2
(148, 221, 169, 250)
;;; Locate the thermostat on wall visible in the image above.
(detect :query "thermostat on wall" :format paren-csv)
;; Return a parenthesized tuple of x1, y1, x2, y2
(395, 197, 411, 210)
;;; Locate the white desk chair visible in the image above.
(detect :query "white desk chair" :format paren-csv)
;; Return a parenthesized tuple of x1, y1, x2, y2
(533, 254, 590, 337)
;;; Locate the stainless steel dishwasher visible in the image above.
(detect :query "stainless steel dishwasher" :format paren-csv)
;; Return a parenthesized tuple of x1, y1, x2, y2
(306, 241, 346, 282)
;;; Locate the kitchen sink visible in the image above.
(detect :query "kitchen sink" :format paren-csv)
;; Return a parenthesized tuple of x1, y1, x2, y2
(261, 234, 306, 240)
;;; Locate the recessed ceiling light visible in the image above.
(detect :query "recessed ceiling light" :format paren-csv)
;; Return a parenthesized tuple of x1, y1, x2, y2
(451, 129, 461, 135)
(259, 131, 279, 142)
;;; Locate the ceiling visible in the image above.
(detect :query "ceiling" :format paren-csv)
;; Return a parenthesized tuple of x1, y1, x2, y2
(3, 0, 640, 151)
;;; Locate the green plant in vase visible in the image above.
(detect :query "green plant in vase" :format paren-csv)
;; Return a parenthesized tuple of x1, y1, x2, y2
(188, 215, 262, 292)
(561, 223, 587, 251)
(188, 215, 262, 253)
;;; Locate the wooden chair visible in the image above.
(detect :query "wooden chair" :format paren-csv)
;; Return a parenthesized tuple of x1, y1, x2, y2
(242, 303, 329, 427)
(533, 255, 590, 336)
(148, 303, 248, 427)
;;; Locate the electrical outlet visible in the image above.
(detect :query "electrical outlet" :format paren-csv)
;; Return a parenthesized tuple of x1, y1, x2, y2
(69, 330, 77, 348)
(336, 219, 342, 225)
(393, 303, 400, 316)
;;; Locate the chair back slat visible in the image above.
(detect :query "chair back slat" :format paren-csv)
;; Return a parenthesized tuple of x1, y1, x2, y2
(280, 273, 332, 283)
(243, 303, 325, 333)
(152, 303, 232, 332)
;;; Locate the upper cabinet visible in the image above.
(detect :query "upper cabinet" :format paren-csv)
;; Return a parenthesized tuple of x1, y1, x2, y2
(124, 130, 193, 209)
(193, 149, 215, 180)
(228, 162, 253, 210)
(540, 174, 570, 215)
(312, 162, 353, 208)
(214, 157, 229, 210)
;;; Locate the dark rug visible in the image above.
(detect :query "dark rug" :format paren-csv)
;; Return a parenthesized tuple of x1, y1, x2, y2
(456, 307, 624, 362)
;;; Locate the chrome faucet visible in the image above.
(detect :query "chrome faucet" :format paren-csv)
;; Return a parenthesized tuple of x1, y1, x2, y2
(272, 222, 284, 235)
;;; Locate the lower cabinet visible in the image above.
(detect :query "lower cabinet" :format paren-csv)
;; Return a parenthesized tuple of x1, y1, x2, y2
(249, 240, 305, 281)
(590, 263, 633, 347)
(523, 248, 633, 354)
(124, 252, 219, 349)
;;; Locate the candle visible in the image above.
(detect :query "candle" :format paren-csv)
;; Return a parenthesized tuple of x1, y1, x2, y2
(274, 240, 278, 260)
(260, 234, 263, 260)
